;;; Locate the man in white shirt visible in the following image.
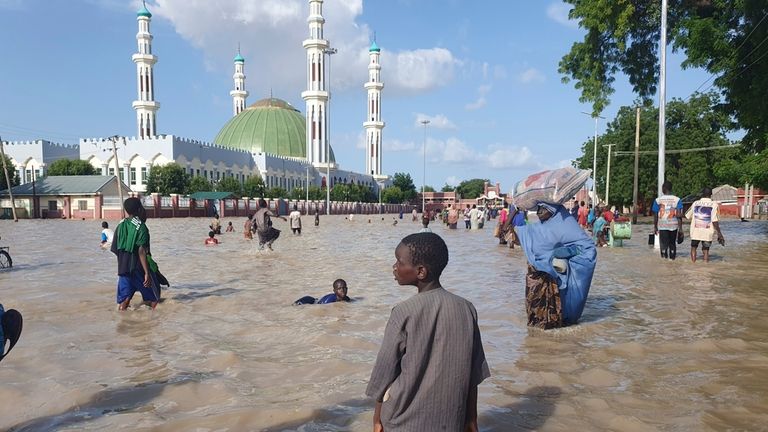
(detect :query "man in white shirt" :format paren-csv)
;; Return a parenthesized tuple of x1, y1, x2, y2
(289, 205, 302, 235)
(685, 187, 725, 262)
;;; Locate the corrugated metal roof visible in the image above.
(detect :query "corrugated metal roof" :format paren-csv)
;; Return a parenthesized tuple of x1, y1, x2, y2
(0, 176, 126, 195)
(189, 191, 236, 200)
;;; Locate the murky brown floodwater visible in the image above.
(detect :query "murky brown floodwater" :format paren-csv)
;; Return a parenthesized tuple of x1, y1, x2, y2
(0, 215, 766, 431)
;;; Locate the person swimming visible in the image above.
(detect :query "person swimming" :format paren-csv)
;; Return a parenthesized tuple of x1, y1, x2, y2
(294, 279, 351, 305)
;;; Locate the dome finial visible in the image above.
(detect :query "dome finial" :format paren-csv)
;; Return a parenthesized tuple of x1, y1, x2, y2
(137, 0, 152, 18)
(234, 43, 245, 63)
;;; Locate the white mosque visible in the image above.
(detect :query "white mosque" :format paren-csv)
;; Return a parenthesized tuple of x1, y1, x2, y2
(3, 0, 388, 195)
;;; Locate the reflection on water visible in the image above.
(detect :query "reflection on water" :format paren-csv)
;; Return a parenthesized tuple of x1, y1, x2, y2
(0, 217, 767, 431)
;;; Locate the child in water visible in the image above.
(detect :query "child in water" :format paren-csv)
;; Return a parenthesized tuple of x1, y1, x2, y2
(205, 231, 219, 246)
(100, 221, 114, 249)
(294, 279, 351, 305)
(225, 221, 234, 232)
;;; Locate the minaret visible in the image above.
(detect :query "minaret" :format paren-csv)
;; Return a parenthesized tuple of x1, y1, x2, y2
(230, 47, 248, 116)
(131, 1, 159, 138)
(301, 0, 332, 168)
(364, 40, 385, 179)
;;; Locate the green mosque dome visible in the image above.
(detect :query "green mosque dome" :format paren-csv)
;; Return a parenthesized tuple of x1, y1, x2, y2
(137, 6, 152, 18)
(213, 97, 335, 162)
(234, 53, 245, 63)
(369, 41, 380, 52)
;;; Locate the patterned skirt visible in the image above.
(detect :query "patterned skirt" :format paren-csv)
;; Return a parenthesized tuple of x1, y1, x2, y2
(525, 265, 563, 329)
(257, 227, 281, 245)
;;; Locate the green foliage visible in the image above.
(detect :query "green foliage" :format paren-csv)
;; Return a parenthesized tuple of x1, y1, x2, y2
(47, 158, 99, 176)
(266, 187, 287, 198)
(330, 183, 377, 202)
(573, 93, 749, 207)
(188, 176, 212, 194)
(0, 154, 20, 190)
(290, 187, 306, 200)
(307, 185, 324, 200)
(560, 1, 768, 151)
(216, 176, 242, 198)
(455, 178, 488, 199)
(392, 172, 417, 201)
(441, 184, 456, 192)
(242, 176, 265, 198)
(381, 186, 404, 204)
(421, 185, 435, 192)
(145, 163, 190, 195)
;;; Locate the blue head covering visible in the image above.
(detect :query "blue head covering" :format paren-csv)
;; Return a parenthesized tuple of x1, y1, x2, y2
(515, 203, 597, 324)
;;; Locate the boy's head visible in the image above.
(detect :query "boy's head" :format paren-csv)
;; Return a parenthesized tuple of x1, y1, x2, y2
(208, 230, 215, 238)
(394, 233, 449, 285)
(259, 198, 268, 208)
(293, 204, 298, 211)
(333, 279, 348, 299)
(662, 181, 672, 194)
(123, 197, 145, 220)
(102, 221, 108, 229)
(422, 215, 430, 228)
(701, 186, 712, 198)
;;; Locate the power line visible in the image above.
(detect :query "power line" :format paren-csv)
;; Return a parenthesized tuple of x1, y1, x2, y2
(614, 143, 741, 156)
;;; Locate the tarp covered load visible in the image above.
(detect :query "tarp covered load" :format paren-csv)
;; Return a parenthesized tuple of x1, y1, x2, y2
(512, 167, 591, 210)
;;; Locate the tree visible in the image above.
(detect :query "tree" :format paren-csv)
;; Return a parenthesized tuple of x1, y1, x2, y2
(421, 185, 435, 192)
(381, 186, 404, 204)
(216, 176, 242, 198)
(559, 1, 768, 151)
(307, 185, 324, 200)
(455, 178, 488, 199)
(290, 187, 306, 200)
(243, 175, 265, 198)
(188, 176, 212, 194)
(330, 183, 351, 202)
(266, 187, 287, 198)
(441, 184, 456, 192)
(0, 154, 20, 190)
(392, 172, 417, 202)
(573, 93, 742, 207)
(145, 163, 189, 195)
(47, 158, 99, 176)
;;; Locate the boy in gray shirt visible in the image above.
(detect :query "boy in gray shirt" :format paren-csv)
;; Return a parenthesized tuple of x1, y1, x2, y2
(366, 232, 490, 431)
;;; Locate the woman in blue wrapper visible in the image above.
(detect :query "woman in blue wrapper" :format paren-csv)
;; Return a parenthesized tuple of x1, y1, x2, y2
(514, 202, 596, 328)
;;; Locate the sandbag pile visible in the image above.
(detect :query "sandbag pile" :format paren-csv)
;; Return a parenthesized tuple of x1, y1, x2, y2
(512, 167, 591, 211)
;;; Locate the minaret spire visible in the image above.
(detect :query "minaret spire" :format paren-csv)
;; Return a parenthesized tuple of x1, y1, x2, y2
(364, 37, 385, 180)
(132, 1, 159, 138)
(230, 45, 248, 116)
(301, 0, 332, 168)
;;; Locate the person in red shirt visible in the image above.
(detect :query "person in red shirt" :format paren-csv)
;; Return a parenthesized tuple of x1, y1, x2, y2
(602, 207, 614, 223)
(204, 231, 219, 246)
(577, 200, 589, 227)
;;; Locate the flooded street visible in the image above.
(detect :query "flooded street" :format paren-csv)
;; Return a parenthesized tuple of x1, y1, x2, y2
(0, 216, 766, 431)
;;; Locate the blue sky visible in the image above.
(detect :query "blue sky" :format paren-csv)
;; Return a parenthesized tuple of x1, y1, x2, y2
(0, 0, 712, 192)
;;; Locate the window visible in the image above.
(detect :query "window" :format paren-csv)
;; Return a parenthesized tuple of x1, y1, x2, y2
(109, 167, 115, 176)
(78, 200, 88, 211)
(48, 200, 57, 211)
(141, 167, 148, 185)
(25, 169, 31, 183)
(119, 168, 125, 180)
(130, 167, 137, 185)
(203, 170, 207, 178)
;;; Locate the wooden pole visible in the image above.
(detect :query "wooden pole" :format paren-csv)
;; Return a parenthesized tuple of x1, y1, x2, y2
(632, 107, 641, 224)
(0, 137, 19, 222)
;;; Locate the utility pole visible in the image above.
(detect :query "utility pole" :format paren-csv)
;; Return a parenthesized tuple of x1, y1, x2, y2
(420, 119, 430, 214)
(658, 0, 668, 196)
(582, 112, 605, 204)
(603, 143, 616, 208)
(632, 107, 641, 224)
(108, 135, 126, 218)
(324, 47, 337, 215)
(305, 165, 310, 216)
(0, 137, 18, 221)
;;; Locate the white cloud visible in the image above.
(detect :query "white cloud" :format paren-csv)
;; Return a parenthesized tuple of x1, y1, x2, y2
(445, 176, 460, 187)
(391, 48, 457, 92)
(518, 67, 546, 84)
(465, 97, 486, 111)
(465, 84, 491, 111)
(385, 139, 416, 152)
(493, 65, 508, 80)
(143, 0, 455, 98)
(486, 146, 534, 169)
(414, 113, 457, 130)
(546, 2, 578, 29)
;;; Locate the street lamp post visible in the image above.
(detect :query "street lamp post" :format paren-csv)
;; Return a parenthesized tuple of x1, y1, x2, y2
(582, 112, 605, 205)
(324, 47, 337, 216)
(603, 143, 615, 207)
(658, 0, 668, 197)
(305, 165, 310, 215)
(420, 119, 430, 214)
